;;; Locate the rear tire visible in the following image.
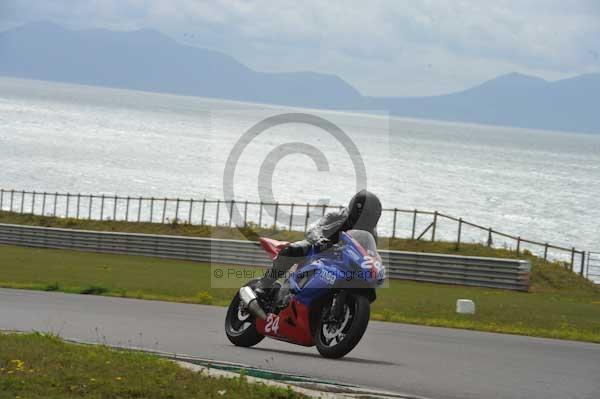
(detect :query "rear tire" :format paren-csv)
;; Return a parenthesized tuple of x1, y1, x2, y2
(315, 293, 370, 359)
(225, 284, 264, 347)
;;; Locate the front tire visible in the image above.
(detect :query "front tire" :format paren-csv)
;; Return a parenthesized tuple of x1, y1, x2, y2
(315, 293, 370, 359)
(225, 286, 264, 347)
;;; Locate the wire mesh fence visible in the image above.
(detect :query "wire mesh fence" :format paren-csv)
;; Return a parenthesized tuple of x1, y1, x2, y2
(0, 188, 590, 278)
(586, 252, 600, 284)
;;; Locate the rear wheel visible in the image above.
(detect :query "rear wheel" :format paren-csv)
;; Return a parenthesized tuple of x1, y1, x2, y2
(315, 293, 370, 359)
(225, 286, 264, 347)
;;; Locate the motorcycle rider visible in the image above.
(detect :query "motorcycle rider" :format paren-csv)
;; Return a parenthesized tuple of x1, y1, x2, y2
(255, 189, 382, 295)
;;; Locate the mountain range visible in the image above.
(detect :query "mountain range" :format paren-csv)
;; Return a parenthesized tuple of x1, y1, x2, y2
(1, 21, 598, 134)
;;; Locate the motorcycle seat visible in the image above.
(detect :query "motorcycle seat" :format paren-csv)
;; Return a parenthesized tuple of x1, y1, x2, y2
(259, 237, 290, 260)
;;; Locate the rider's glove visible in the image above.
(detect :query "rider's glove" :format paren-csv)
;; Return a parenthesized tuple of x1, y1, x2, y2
(313, 237, 331, 252)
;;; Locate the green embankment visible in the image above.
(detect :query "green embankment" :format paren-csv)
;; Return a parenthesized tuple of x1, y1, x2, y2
(0, 332, 305, 399)
(0, 210, 584, 273)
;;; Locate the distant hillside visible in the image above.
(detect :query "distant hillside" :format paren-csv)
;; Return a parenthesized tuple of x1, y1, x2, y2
(0, 22, 598, 134)
(0, 21, 363, 109)
(370, 72, 600, 133)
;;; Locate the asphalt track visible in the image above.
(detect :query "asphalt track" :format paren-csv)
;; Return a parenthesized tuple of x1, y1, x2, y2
(1, 288, 598, 399)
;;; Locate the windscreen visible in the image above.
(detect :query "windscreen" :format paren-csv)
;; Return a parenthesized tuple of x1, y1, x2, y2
(347, 230, 377, 253)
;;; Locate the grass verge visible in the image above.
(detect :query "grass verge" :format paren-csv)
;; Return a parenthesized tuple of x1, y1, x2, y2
(1, 244, 598, 343)
(0, 332, 304, 399)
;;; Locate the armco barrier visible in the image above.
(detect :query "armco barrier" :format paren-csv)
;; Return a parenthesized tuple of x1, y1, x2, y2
(0, 223, 531, 291)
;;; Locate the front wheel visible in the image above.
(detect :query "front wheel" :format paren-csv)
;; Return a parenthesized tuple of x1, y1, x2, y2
(315, 293, 370, 359)
(225, 286, 264, 347)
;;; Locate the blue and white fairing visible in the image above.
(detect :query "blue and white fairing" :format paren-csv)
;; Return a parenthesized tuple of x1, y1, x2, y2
(288, 230, 386, 306)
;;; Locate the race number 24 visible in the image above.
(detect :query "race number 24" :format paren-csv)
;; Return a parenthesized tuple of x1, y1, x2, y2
(265, 314, 280, 334)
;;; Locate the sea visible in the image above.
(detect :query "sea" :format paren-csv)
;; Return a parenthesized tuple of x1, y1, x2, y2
(1, 77, 599, 275)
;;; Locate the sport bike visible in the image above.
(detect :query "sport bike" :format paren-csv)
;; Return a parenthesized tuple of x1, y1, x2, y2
(225, 229, 385, 358)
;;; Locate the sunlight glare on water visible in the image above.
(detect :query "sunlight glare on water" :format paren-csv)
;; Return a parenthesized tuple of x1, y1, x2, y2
(0, 77, 599, 257)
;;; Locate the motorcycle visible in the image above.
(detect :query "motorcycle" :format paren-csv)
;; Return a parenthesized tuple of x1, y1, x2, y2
(225, 229, 385, 358)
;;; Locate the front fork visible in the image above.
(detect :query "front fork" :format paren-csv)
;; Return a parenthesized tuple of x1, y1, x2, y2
(330, 290, 348, 321)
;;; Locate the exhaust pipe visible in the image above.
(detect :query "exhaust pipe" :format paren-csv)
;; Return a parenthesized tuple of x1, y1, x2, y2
(239, 286, 267, 320)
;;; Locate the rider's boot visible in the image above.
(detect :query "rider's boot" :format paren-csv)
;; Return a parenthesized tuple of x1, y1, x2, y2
(254, 275, 276, 298)
(255, 255, 288, 298)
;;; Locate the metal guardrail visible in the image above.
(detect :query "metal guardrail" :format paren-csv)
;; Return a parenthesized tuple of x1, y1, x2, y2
(0, 223, 531, 291)
(0, 188, 586, 274)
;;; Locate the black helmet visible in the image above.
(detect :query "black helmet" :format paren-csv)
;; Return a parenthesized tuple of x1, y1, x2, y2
(347, 190, 382, 232)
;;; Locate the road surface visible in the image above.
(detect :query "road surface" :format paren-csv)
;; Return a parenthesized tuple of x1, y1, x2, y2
(0, 288, 598, 399)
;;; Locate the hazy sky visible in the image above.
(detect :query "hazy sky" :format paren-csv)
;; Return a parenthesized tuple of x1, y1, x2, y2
(1, 0, 599, 96)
